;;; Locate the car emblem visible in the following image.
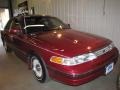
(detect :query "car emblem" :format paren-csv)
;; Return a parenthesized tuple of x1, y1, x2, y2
(103, 50, 106, 53)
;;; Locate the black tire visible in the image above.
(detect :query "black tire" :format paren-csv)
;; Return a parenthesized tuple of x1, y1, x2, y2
(4, 41, 12, 53)
(31, 56, 49, 83)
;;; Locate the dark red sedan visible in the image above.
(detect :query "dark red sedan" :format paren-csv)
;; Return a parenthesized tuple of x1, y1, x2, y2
(1, 15, 119, 86)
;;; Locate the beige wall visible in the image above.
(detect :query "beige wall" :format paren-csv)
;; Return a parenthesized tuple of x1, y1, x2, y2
(12, 0, 120, 51)
(0, 9, 9, 30)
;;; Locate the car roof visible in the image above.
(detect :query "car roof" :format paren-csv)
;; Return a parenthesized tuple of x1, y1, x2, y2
(16, 14, 54, 19)
(13, 14, 55, 22)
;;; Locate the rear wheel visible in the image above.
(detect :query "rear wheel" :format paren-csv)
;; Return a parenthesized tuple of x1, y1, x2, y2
(31, 56, 48, 83)
(117, 74, 120, 90)
(4, 41, 12, 53)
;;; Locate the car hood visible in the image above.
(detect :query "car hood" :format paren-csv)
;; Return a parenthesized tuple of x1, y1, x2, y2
(30, 29, 111, 57)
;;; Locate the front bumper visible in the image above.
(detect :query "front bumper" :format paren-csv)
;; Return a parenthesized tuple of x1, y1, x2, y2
(47, 48, 119, 86)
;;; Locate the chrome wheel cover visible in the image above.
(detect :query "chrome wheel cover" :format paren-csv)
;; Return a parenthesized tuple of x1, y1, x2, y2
(32, 58, 43, 79)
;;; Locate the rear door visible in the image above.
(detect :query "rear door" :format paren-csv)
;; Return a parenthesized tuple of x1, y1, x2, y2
(1, 19, 13, 47)
(9, 19, 23, 50)
(10, 19, 30, 61)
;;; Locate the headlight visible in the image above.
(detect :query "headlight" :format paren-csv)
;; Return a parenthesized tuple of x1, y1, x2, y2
(50, 43, 114, 66)
(50, 53, 97, 66)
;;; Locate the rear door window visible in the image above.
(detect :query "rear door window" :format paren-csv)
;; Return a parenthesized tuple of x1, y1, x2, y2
(4, 19, 12, 31)
(10, 20, 21, 30)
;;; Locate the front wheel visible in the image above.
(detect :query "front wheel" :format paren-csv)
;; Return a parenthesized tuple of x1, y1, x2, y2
(31, 56, 48, 83)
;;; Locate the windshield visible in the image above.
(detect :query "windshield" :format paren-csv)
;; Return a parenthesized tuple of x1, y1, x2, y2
(25, 16, 69, 34)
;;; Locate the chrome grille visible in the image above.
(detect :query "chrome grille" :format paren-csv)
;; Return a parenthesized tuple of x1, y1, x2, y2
(94, 43, 114, 57)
